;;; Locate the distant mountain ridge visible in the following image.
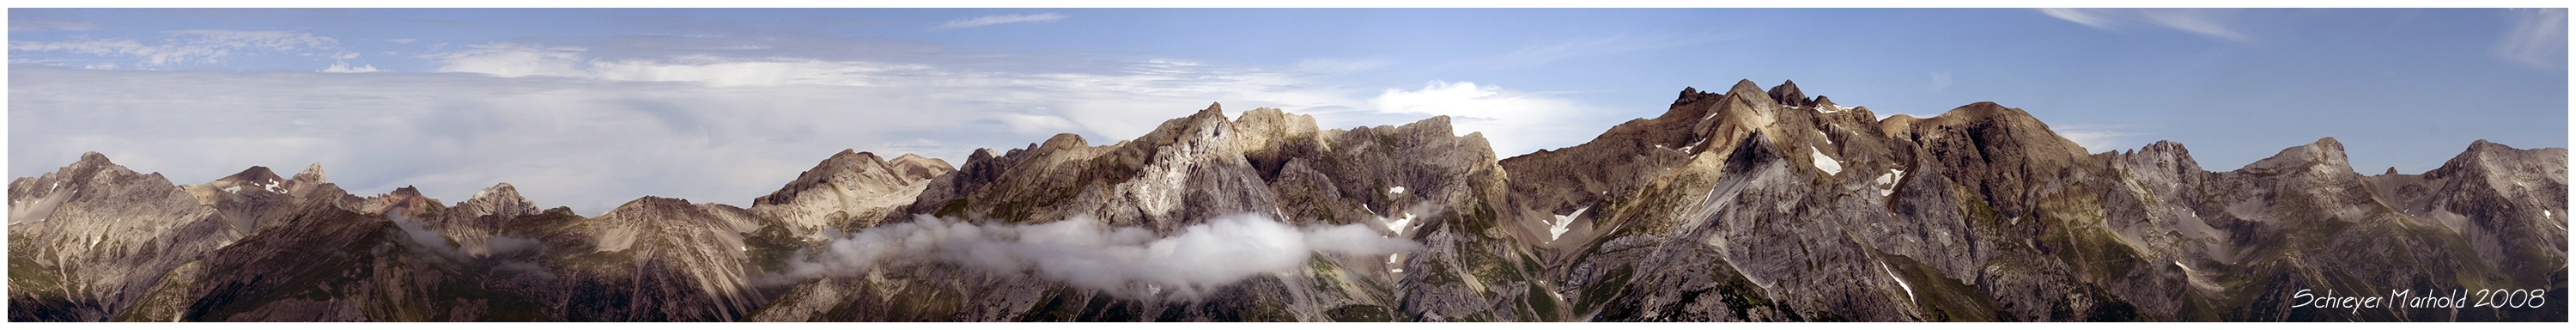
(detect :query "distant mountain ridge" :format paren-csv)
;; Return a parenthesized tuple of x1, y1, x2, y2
(9, 80, 2565, 321)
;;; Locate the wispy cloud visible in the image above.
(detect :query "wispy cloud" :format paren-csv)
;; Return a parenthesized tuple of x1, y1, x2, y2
(2493, 9, 2567, 70)
(1929, 70, 1953, 93)
(2038, 9, 2256, 44)
(2054, 125, 2145, 153)
(1292, 56, 1393, 74)
(2138, 9, 2253, 44)
(1488, 32, 1736, 68)
(425, 43, 590, 77)
(9, 20, 94, 32)
(323, 63, 380, 73)
(386, 38, 418, 44)
(9, 29, 353, 66)
(931, 13, 1066, 31)
(2039, 9, 2115, 30)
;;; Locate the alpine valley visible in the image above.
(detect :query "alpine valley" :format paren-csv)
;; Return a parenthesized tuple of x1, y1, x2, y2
(8, 80, 2566, 321)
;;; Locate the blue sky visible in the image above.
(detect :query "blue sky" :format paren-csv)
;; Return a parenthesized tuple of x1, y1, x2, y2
(9, 9, 2567, 215)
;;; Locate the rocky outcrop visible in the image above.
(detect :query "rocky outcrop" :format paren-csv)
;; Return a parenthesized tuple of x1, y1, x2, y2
(10, 81, 2564, 322)
(750, 150, 954, 233)
(1766, 79, 1814, 108)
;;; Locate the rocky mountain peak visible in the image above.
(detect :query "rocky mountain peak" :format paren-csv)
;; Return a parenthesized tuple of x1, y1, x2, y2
(205, 166, 298, 197)
(459, 182, 536, 213)
(1038, 133, 1090, 151)
(1953, 101, 2010, 114)
(337, 185, 437, 220)
(1675, 85, 1727, 106)
(1137, 102, 1238, 144)
(754, 149, 954, 207)
(292, 162, 326, 182)
(1905, 101, 2083, 154)
(2455, 139, 2539, 163)
(924, 148, 1018, 203)
(749, 148, 955, 230)
(76, 150, 109, 163)
(834, 148, 880, 162)
(1230, 107, 1326, 181)
(2241, 137, 2353, 175)
(1724, 79, 1768, 100)
(216, 166, 283, 185)
(613, 195, 698, 215)
(1767, 79, 1813, 107)
(884, 153, 953, 183)
(2117, 140, 2207, 185)
(1230, 107, 1320, 144)
(2427, 139, 2568, 182)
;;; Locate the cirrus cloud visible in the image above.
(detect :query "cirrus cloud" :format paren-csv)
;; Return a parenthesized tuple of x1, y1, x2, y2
(931, 13, 1066, 31)
(2493, 9, 2567, 70)
(9, 29, 355, 66)
(2038, 9, 2256, 44)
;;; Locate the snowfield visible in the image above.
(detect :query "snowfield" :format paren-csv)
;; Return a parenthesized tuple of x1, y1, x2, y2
(1811, 146, 1841, 175)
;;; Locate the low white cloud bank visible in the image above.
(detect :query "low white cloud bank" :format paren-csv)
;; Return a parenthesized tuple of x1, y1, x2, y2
(785, 213, 1416, 300)
(386, 212, 546, 260)
(428, 43, 592, 77)
(1367, 81, 1607, 156)
(2057, 125, 2145, 153)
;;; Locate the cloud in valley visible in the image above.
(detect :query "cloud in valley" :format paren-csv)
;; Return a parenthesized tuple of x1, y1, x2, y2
(783, 213, 1417, 299)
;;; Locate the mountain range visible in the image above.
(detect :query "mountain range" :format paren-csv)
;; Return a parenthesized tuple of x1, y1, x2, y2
(8, 80, 2565, 321)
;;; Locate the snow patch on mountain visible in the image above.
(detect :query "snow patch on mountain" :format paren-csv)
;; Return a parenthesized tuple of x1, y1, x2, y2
(1874, 169, 1905, 196)
(1880, 261, 1915, 302)
(1548, 206, 1589, 241)
(1811, 146, 1841, 175)
(1384, 212, 1415, 235)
